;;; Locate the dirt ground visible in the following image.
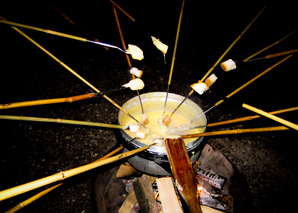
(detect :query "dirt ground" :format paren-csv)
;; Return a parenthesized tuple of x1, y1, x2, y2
(0, 0, 297, 212)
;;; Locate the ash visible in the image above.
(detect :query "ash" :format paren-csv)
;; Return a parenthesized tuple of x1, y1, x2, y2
(0, 0, 297, 212)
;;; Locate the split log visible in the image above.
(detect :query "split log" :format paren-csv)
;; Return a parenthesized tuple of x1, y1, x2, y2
(156, 177, 183, 213)
(118, 175, 156, 213)
(116, 162, 140, 178)
(133, 176, 158, 213)
(165, 136, 202, 213)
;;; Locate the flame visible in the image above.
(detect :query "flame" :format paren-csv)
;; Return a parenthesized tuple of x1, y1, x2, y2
(197, 184, 203, 193)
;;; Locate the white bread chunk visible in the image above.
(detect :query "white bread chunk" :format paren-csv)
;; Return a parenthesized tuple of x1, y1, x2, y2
(130, 67, 143, 78)
(128, 123, 141, 132)
(122, 78, 145, 90)
(220, 59, 236, 71)
(205, 74, 218, 87)
(127, 44, 144, 60)
(191, 82, 208, 95)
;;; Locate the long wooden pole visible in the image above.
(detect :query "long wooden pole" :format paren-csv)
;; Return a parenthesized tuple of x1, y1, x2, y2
(0, 93, 96, 110)
(3, 20, 145, 127)
(208, 106, 298, 127)
(5, 183, 63, 213)
(181, 125, 289, 138)
(242, 49, 298, 63)
(0, 19, 125, 52)
(0, 144, 151, 201)
(0, 115, 126, 129)
(4, 146, 123, 212)
(242, 104, 298, 131)
(162, 0, 185, 117)
(242, 29, 298, 61)
(110, 0, 135, 22)
(45, 0, 108, 50)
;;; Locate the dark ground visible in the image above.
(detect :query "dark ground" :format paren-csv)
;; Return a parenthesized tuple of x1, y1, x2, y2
(0, 0, 298, 212)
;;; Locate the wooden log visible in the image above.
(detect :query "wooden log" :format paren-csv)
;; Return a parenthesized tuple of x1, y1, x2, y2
(133, 176, 158, 213)
(156, 177, 183, 213)
(165, 136, 202, 213)
(118, 175, 156, 213)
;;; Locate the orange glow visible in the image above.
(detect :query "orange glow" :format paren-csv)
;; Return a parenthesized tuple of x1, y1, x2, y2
(197, 184, 203, 193)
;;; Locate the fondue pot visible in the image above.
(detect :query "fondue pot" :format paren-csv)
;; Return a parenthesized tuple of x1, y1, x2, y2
(118, 92, 207, 176)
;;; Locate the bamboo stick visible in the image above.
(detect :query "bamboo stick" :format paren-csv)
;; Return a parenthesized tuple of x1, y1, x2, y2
(0, 19, 87, 42)
(112, 4, 132, 68)
(242, 104, 298, 131)
(200, 2, 268, 82)
(94, 146, 123, 162)
(5, 183, 63, 213)
(0, 115, 126, 130)
(3, 20, 145, 128)
(5, 146, 123, 212)
(0, 18, 125, 52)
(265, 49, 298, 59)
(45, 1, 108, 50)
(0, 93, 96, 110)
(181, 125, 289, 138)
(110, 0, 135, 22)
(162, 0, 185, 117)
(242, 29, 298, 61)
(208, 106, 298, 127)
(0, 144, 152, 201)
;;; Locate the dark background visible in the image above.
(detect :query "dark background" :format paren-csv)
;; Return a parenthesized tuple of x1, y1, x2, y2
(0, 0, 297, 212)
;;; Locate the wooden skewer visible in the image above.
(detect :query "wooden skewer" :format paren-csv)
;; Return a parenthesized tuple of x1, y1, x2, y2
(208, 106, 298, 127)
(4, 145, 123, 212)
(162, 0, 185, 118)
(45, 1, 108, 50)
(189, 54, 293, 124)
(5, 183, 63, 213)
(110, 0, 135, 22)
(241, 49, 298, 63)
(0, 93, 96, 110)
(0, 144, 151, 201)
(181, 125, 289, 139)
(0, 115, 126, 130)
(243, 104, 298, 131)
(0, 19, 125, 52)
(242, 29, 298, 62)
(3, 20, 145, 128)
(170, 2, 268, 118)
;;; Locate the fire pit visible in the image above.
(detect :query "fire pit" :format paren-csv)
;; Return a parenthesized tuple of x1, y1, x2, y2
(94, 143, 249, 212)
